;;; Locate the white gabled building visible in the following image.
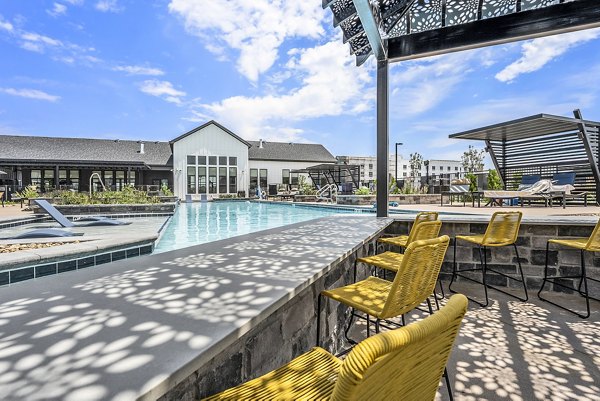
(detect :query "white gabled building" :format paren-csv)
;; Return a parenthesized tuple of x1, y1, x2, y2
(171, 121, 336, 199)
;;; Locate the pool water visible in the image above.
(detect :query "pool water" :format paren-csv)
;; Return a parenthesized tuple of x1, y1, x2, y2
(154, 201, 357, 253)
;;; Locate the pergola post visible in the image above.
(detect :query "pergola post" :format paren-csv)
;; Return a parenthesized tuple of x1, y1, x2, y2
(376, 59, 389, 217)
(574, 109, 600, 202)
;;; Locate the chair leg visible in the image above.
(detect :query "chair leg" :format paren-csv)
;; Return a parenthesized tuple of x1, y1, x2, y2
(449, 237, 458, 293)
(343, 308, 358, 345)
(481, 246, 490, 307)
(366, 314, 371, 337)
(316, 294, 322, 347)
(444, 368, 454, 401)
(353, 259, 358, 283)
(375, 319, 380, 334)
(426, 298, 434, 315)
(537, 244, 591, 319)
(515, 243, 529, 301)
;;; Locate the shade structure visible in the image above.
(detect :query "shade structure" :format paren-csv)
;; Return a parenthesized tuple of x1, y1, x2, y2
(324, 0, 600, 216)
(451, 111, 600, 202)
(292, 163, 361, 189)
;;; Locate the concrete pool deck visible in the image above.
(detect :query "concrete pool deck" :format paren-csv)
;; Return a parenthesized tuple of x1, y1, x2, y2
(0, 215, 391, 401)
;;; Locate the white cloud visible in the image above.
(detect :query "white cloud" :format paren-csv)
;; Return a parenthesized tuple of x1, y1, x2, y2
(0, 88, 60, 102)
(113, 65, 165, 76)
(390, 50, 487, 117)
(189, 39, 373, 141)
(139, 80, 186, 104)
(47, 3, 68, 17)
(95, 0, 122, 12)
(496, 29, 600, 82)
(0, 18, 13, 32)
(20, 32, 63, 53)
(168, 0, 326, 81)
(64, 0, 84, 4)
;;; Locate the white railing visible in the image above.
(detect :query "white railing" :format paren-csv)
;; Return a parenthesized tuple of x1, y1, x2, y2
(316, 184, 338, 203)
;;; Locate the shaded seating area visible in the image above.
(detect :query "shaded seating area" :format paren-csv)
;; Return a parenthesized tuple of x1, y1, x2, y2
(451, 111, 600, 207)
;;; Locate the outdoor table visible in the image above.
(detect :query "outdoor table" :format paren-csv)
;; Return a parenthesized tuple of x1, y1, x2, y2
(440, 191, 482, 207)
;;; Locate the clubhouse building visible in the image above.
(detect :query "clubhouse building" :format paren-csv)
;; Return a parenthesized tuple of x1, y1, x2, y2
(0, 121, 336, 199)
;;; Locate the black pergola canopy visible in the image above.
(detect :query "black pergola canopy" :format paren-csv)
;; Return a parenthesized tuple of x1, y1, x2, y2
(324, 0, 600, 65)
(324, 0, 600, 215)
(452, 111, 600, 200)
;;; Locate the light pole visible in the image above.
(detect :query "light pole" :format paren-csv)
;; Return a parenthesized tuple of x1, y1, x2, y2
(395, 142, 403, 182)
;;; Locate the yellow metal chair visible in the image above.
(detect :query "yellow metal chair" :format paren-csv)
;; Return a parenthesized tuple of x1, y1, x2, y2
(355, 220, 445, 308)
(538, 219, 600, 318)
(378, 211, 439, 249)
(318, 236, 454, 398)
(203, 294, 468, 401)
(449, 211, 527, 307)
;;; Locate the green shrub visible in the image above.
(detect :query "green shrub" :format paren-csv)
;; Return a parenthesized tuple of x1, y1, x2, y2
(466, 173, 478, 192)
(161, 184, 173, 197)
(16, 185, 38, 199)
(487, 169, 502, 190)
(354, 186, 371, 195)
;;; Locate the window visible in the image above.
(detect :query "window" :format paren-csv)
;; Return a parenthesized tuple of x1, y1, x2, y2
(219, 156, 227, 165)
(43, 169, 55, 191)
(447, 166, 451, 171)
(260, 169, 268, 190)
(403, 165, 407, 169)
(187, 155, 196, 165)
(70, 170, 80, 190)
(115, 171, 124, 191)
(209, 167, 217, 194)
(30, 170, 41, 189)
(198, 166, 207, 193)
(128, 170, 136, 185)
(187, 166, 196, 194)
(290, 172, 299, 186)
(360, 164, 365, 169)
(369, 172, 373, 178)
(229, 157, 237, 166)
(229, 167, 237, 193)
(431, 166, 436, 171)
(198, 156, 207, 165)
(250, 169, 258, 194)
(369, 164, 373, 169)
(403, 172, 407, 177)
(455, 167, 459, 171)
(105, 171, 114, 189)
(209, 156, 217, 165)
(282, 169, 290, 185)
(219, 167, 227, 193)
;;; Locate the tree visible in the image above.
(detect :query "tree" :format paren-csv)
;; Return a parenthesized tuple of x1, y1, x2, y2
(461, 145, 485, 173)
(409, 152, 423, 179)
(487, 169, 502, 190)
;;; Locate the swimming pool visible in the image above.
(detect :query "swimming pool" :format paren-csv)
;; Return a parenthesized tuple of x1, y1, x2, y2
(154, 201, 358, 253)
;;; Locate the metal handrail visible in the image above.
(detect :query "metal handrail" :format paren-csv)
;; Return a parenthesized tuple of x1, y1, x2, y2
(89, 172, 107, 196)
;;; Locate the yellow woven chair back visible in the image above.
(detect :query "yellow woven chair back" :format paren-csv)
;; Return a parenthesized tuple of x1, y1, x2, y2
(584, 219, 600, 251)
(410, 220, 443, 243)
(331, 294, 468, 401)
(482, 211, 522, 246)
(380, 236, 450, 319)
(406, 212, 439, 243)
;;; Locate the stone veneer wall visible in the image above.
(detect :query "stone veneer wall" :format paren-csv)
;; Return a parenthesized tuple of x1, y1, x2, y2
(337, 194, 440, 205)
(384, 220, 600, 297)
(46, 202, 177, 215)
(158, 239, 377, 401)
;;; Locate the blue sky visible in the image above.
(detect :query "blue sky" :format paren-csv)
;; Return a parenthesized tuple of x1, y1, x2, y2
(1, 1, 600, 163)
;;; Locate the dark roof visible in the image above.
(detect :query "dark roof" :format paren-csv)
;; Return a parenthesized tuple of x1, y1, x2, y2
(0, 135, 172, 167)
(170, 120, 252, 147)
(248, 141, 336, 163)
(450, 114, 600, 142)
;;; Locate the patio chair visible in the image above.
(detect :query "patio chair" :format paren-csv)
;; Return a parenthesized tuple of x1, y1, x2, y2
(449, 211, 528, 307)
(2, 228, 84, 240)
(543, 172, 589, 207)
(205, 294, 467, 401)
(378, 211, 439, 250)
(33, 199, 130, 227)
(537, 219, 600, 318)
(354, 220, 445, 308)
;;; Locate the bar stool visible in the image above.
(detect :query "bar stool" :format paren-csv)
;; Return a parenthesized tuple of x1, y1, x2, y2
(538, 219, 600, 318)
(449, 211, 528, 307)
(378, 211, 439, 250)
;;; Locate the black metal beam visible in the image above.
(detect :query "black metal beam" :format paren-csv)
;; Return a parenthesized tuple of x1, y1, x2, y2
(574, 109, 600, 204)
(388, 0, 600, 62)
(376, 59, 389, 217)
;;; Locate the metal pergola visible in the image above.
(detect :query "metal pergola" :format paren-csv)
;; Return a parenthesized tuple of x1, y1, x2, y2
(324, 0, 600, 216)
(292, 163, 361, 190)
(451, 111, 600, 201)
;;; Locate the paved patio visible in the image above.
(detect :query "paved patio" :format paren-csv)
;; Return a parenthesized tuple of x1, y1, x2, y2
(348, 281, 600, 401)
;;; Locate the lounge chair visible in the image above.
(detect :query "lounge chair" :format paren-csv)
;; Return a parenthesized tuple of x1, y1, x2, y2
(4, 228, 84, 240)
(33, 199, 130, 227)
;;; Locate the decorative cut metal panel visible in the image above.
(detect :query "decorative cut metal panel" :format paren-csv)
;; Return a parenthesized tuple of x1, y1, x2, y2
(410, 0, 444, 33)
(323, 0, 583, 65)
(446, 0, 480, 26)
(481, 0, 517, 19)
(521, 0, 560, 11)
